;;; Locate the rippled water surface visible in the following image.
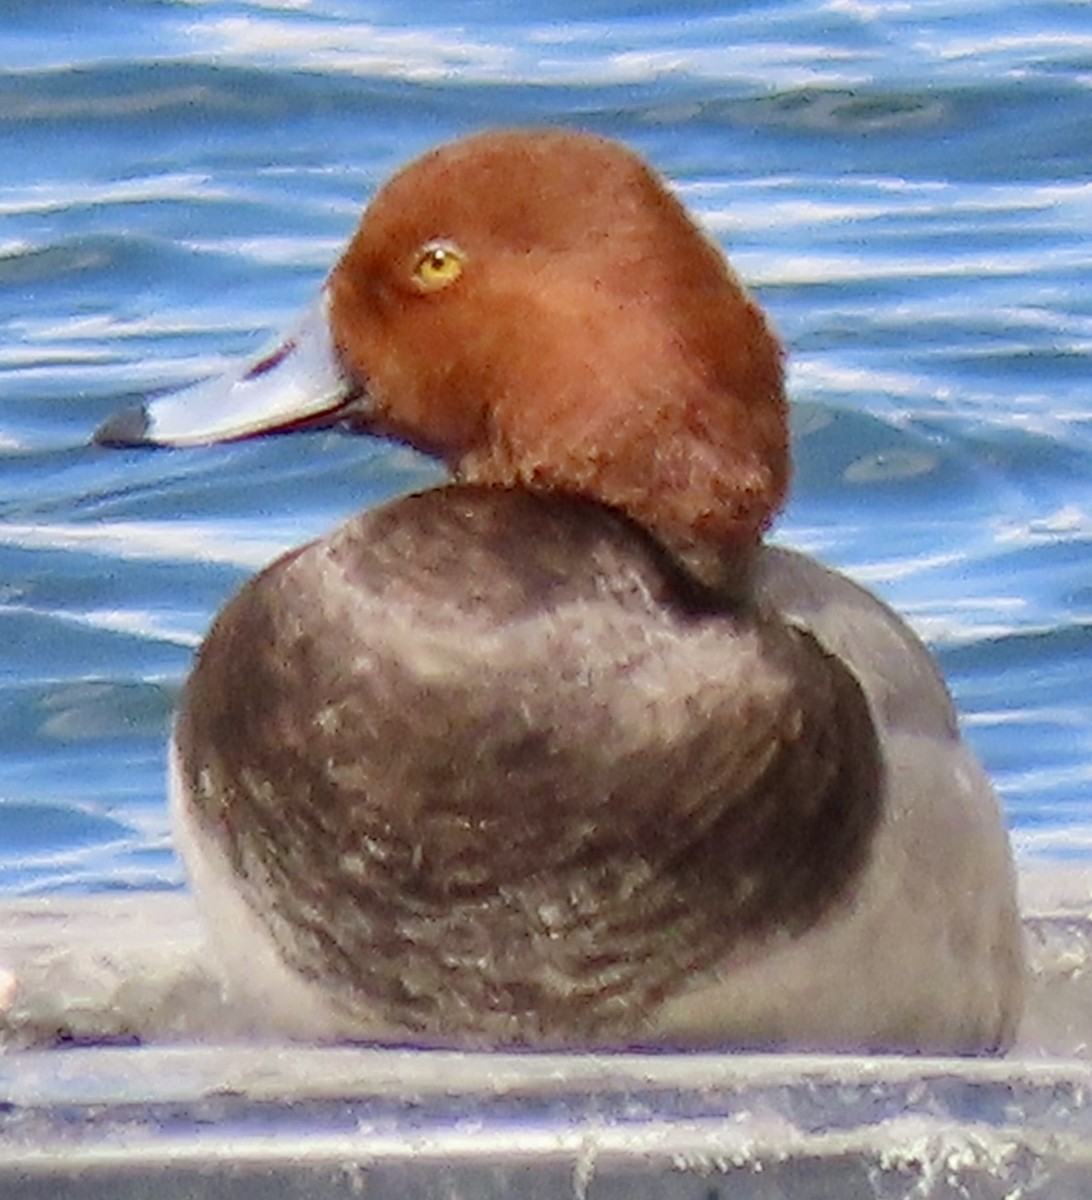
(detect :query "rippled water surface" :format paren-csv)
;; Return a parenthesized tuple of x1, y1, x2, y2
(0, 0, 1089, 893)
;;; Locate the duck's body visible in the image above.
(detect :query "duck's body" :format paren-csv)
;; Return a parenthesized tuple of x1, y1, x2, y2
(97, 129, 1024, 1053)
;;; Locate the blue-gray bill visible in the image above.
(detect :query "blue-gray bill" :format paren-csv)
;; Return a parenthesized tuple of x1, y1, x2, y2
(93, 292, 362, 448)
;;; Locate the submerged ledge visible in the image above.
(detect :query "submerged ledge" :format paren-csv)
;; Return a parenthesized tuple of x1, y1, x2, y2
(1, 1045, 1091, 1199)
(1, 866, 1088, 1057)
(0, 868, 1089, 1198)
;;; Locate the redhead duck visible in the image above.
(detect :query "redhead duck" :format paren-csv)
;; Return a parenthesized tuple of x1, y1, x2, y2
(96, 129, 1024, 1054)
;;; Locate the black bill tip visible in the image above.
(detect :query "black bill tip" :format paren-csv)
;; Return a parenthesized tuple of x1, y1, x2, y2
(93, 404, 153, 448)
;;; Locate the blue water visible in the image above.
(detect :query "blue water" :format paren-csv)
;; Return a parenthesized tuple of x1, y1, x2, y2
(0, 0, 1089, 894)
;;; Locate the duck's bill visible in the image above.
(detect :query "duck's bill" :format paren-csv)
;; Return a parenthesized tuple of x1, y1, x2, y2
(94, 292, 364, 448)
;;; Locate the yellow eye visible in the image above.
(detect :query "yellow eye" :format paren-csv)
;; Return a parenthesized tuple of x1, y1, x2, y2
(412, 241, 465, 292)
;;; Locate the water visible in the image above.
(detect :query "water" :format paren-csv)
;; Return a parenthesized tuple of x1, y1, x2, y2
(0, 1, 1089, 892)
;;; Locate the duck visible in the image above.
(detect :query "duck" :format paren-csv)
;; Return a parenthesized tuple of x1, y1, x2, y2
(95, 128, 1025, 1054)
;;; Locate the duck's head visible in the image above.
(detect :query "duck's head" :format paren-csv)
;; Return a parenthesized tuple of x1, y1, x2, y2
(96, 129, 788, 590)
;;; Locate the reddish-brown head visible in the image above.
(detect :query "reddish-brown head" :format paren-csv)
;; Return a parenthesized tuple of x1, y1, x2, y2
(98, 129, 788, 589)
(328, 130, 788, 585)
